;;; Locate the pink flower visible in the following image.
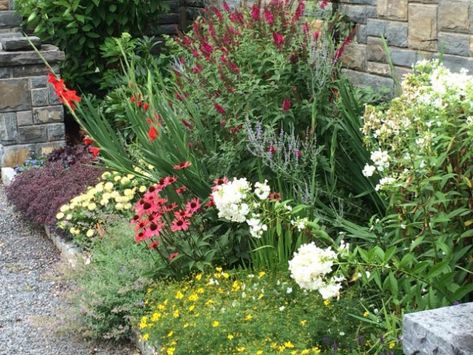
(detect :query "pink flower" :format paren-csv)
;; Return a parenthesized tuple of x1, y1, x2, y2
(268, 145, 277, 155)
(320, 0, 329, 9)
(212, 177, 229, 191)
(302, 22, 309, 34)
(228, 62, 240, 74)
(173, 161, 192, 170)
(174, 209, 192, 219)
(211, 6, 224, 21)
(251, 4, 260, 21)
(282, 98, 292, 111)
(168, 252, 179, 261)
(272, 32, 284, 48)
(313, 31, 320, 42)
(200, 42, 213, 57)
(182, 36, 192, 47)
(264, 9, 274, 24)
(192, 64, 203, 74)
(229, 11, 244, 24)
(175, 185, 188, 195)
(185, 198, 201, 215)
(171, 218, 190, 232)
(214, 103, 226, 114)
(223, 1, 231, 12)
(293, 1, 305, 22)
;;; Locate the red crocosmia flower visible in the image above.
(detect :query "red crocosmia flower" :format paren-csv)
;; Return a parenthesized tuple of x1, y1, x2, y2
(130, 95, 137, 103)
(214, 103, 226, 115)
(264, 9, 274, 24)
(148, 240, 160, 250)
(268, 145, 277, 155)
(282, 97, 292, 111)
(148, 126, 158, 142)
(173, 161, 192, 170)
(269, 192, 282, 201)
(185, 198, 201, 215)
(175, 185, 188, 195)
(168, 252, 179, 261)
(320, 0, 329, 9)
(88, 146, 100, 158)
(143, 102, 150, 111)
(201, 42, 213, 57)
(229, 11, 244, 24)
(83, 136, 93, 145)
(136, 100, 143, 108)
(171, 218, 190, 232)
(251, 4, 260, 21)
(273, 32, 284, 48)
(48, 73, 81, 110)
(223, 1, 231, 12)
(192, 64, 203, 73)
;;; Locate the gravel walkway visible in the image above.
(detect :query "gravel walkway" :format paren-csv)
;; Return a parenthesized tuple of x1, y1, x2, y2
(0, 185, 138, 355)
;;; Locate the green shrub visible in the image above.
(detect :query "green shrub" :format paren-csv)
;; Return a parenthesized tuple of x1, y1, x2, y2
(70, 219, 164, 340)
(17, 0, 166, 93)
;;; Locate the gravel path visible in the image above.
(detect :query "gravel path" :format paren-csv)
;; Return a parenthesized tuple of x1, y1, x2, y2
(0, 185, 138, 355)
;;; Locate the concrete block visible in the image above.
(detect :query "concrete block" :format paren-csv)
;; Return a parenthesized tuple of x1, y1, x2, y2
(403, 303, 473, 354)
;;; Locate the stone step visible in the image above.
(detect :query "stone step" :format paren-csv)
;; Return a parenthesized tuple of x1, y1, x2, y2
(0, 31, 22, 39)
(0, 36, 41, 51)
(0, 11, 21, 29)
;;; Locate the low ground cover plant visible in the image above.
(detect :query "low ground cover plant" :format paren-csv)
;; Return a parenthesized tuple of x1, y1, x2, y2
(6, 145, 103, 226)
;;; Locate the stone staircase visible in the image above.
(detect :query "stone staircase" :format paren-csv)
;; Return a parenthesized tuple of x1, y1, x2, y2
(0, 1, 66, 168)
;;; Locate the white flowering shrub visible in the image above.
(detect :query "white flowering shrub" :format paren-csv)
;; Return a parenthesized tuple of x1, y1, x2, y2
(355, 60, 473, 312)
(56, 170, 151, 248)
(212, 178, 330, 270)
(289, 242, 344, 299)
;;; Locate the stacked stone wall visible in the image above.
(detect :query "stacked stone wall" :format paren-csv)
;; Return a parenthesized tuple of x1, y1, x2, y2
(338, 0, 473, 92)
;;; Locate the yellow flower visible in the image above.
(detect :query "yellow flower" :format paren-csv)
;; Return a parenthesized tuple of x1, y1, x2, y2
(258, 293, 264, 300)
(139, 186, 147, 193)
(142, 333, 149, 341)
(115, 203, 124, 210)
(120, 177, 130, 185)
(166, 347, 175, 355)
(311, 347, 321, 354)
(86, 229, 95, 238)
(167, 331, 174, 337)
(300, 320, 307, 326)
(363, 311, 369, 317)
(183, 323, 189, 328)
(175, 291, 184, 299)
(236, 347, 246, 352)
(215, 267, 223, 272)
(227, 334, 234, 340)
(212, 320, 220, 327)
(158, 303, 166, 311)
(87, 203, 97, 211)
(173, 310, 180, 318)
(388, 341, 396, 349)
(217, 288, 225, 294)
(196, 288, 204, 294)
(151, 312, 161, 322)
(232, 281, 241, 292)
(244, 314, 253, 321)
(205, 299, 214, 306)
(277, 345, 286, 352)
(66, 213, 72, 220)
(188, 293, 199, 302)
(113, 176, 121, 182)
(59, 205, 69, 213)
(284, 341, 294, 349)
(300, 350, 310, 355)
(222, 272, 230, 279)
(104, 182, 114, 192)
(124, 188, 134, 197)
(101, 172, 111, 179)
(258, 271, 266, 278)
(195, 273, 203, 281)
(127, 174, 135, 180)
(188, 305, 195, 312)
(139, 316, 148, 329)
(256, 351, 263, 355)
(323, 299, 331, 307)
(56, 212, 64, 220)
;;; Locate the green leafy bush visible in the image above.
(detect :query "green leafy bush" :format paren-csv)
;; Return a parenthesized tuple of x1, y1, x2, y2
(139, 268, 394, 354)
(70, 219, 164, 340)
(17, 0, 166, 93)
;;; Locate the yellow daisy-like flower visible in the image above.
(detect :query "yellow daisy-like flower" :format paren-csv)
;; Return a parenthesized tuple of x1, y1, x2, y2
(300, 320, 307, 326)
(166, 347, 175, 355)
(188, 305, 195, 312)
(87, 203, 97, 211)
(139, 316, 148, 329)
(56, 212, 64, 220)
(167, 331, 174, 337)
(142, 333, 149, 341)
(195, 273, 203, 281)
(311, 346, 321, 354)
(284, 341, 294, 349)
(196, 288, 205, 294)
(256, 351, 263, 355)
(232, 281, 241, 292)
(175, 291, 184, 300)
(215, 267, 223, 272)
(104, 182, 114, 192)
(86, 229, 95, 238)
(139, 185, 147, 193)
(59, 204, 69, 212)
(236, 347, 246, 353)
(323, 299, 331, 307)
(258, 271, 266, 278)
(158, 304, 166, 311)
(65, 213, 73, 220)
(363, 311, 369, 317)
(244, 314, 253, 321)
(227, 334, 234, 340)
(300, 350, 310, 355)
(101, 172, 111, 179)
(173, 310, 180, 318)
(188, 293, 199, 302)
(151, 312, 161, 322)
(388, 341, 396, 349)
(212, 320, 220, 327)
(205, 299, 214, 306)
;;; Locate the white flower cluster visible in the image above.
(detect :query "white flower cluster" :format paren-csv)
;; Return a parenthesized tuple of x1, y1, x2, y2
(212, 178, 272, 237)
(288, 242, 343, 299)
(212, 178, 252, 223)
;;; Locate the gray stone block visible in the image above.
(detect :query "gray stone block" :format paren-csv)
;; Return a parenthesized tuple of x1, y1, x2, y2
(390, 48, 418, 68)
(438, 33, 470, 57)
(403, 303, 473, 354)
(356, 24, 368, 43)
(33, 106, 63, 124)
(30, 76, 48, 89)
(31, 88, 49, 107)
(367, 19, 408, 47)
(0, 78, 30, 112)
(16, 110, 32, 126)
(48, 86, 61, 105)
(0, 112, 17, 143)
(342, 69, 394, 96)
(442, 55, 473, 74)
(17, 125, 48, 143)
(0, 11, 21, 28)
(0, 48, 65, 67)
(11, 65, 49, 78)
(0, 36, 41, 51)
(47, 123, 65, 141)
(0, 67, 10, 79)
(339, 4, 369, 24)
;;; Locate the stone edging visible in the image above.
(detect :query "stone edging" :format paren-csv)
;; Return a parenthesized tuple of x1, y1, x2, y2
(42, 224, 158, 355)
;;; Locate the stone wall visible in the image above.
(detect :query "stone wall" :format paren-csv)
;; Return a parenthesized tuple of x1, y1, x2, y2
(0, 0, 65, 167)
(338, 0, 473, 93)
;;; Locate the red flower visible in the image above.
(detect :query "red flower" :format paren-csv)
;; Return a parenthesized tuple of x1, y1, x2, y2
(313, 31, 320, 42)
(294, 149, 303, 158)
(293, 1, 305, 21)
(143, 102, 150, 111)
(211, 6, 224, 21)
(171, 218, 190, 232)
(205, 196, 215, 208)
(168, 252, 179, 261)
(192, 49, 199, 58)
(228, 62, 240, 74)
(212, 176, 229, 191)
(185, 198, 201, 215)
(148, 126, 158, 142)
(273, 32, 284, 48)
(268, 145, 277, 155)
(48, 72, 81, 110)
(182, 36, 192, 47)
(223, 1, 231, 12)
(251, 4, 260, 21)
(88, 146, 100, 158)
(214, 103, 226, 115)
(320, 0, 329, 9)
(175, 185, 188, 195)
(192, 64, 203, 74)
(148, 240, 160, 250)
(282, 98, 292, 111)
(264, 9, 274, 24)
(201, 42, 213, 57)
(165, 203, 178, 212)
(302, 23, 310, 34)
(83, 136, 93, 145)
(173, 161, 192, 170)
(159, 176, 178, 187)
(229, 11, 244, 24)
